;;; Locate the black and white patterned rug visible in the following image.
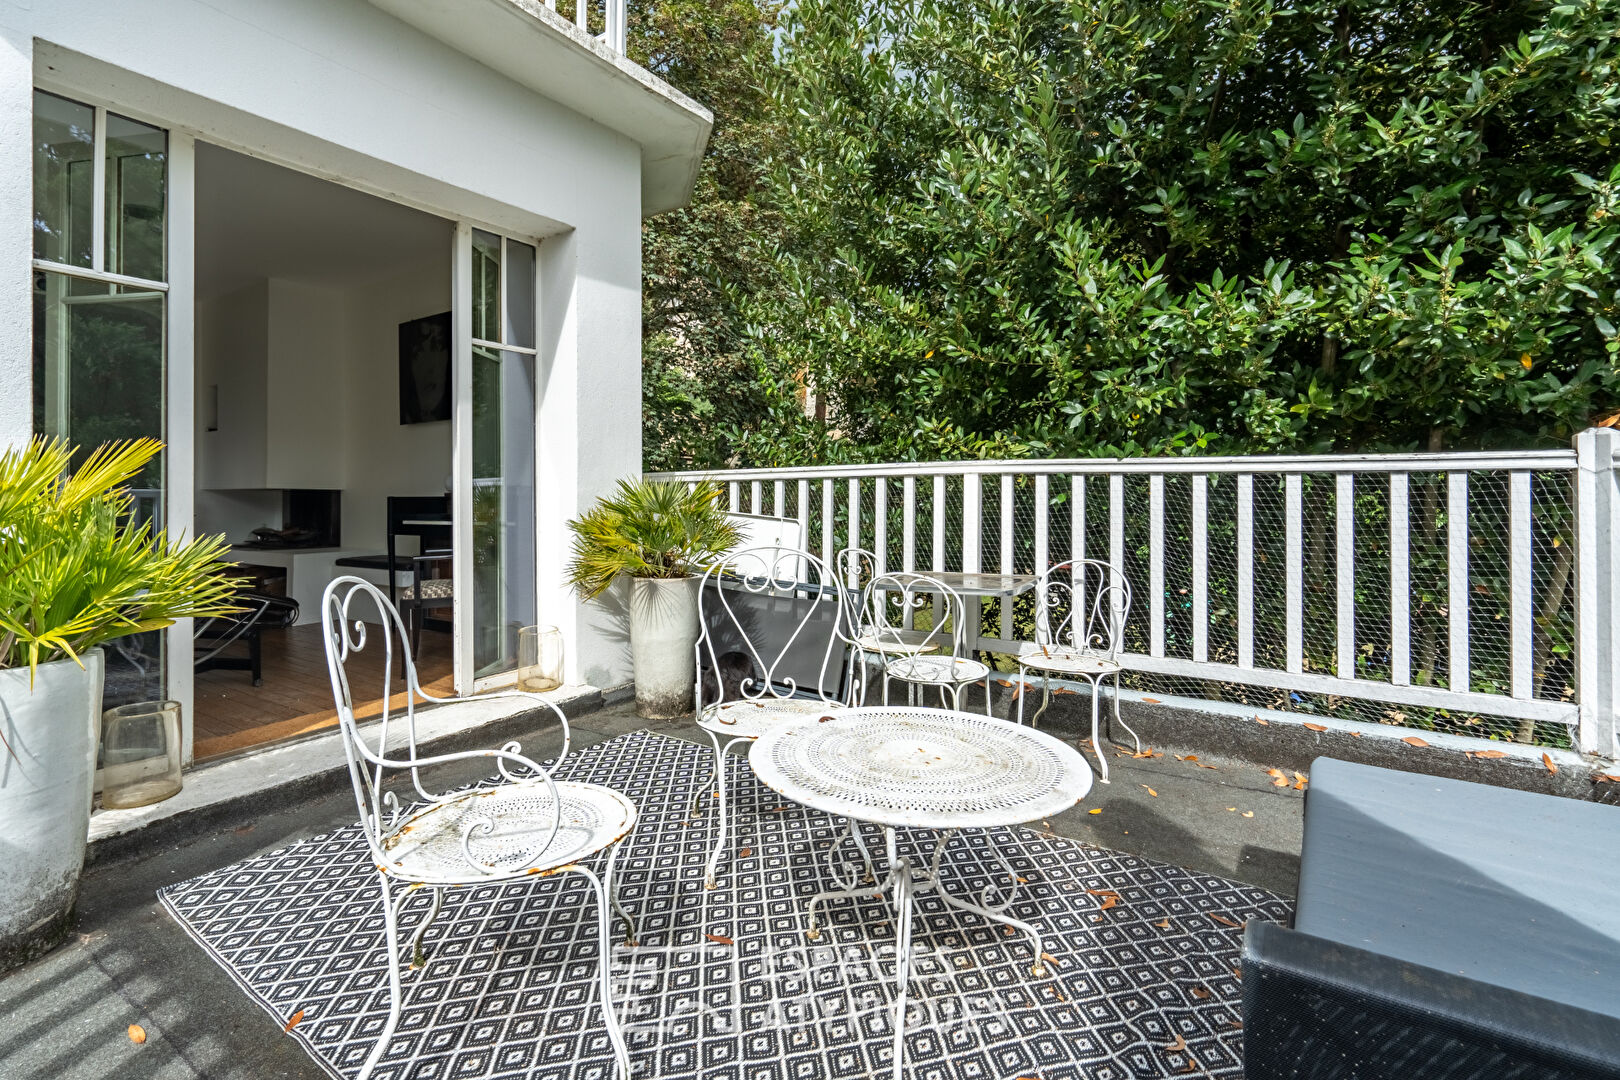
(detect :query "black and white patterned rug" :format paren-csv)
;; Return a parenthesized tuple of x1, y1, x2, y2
(160, 730, 1289, 1079)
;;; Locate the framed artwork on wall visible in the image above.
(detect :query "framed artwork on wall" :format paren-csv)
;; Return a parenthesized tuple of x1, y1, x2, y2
(398, 311, 451, 424)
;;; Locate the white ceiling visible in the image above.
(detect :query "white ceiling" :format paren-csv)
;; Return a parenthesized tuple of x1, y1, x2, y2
(195, 143, 450, 302)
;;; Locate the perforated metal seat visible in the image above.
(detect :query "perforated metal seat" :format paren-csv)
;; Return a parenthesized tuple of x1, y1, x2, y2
(697, 696, 839, 740)
(382, 781, 636, 884)
(855, 627, 939, 656)
(1016, 642, 1121, 678)
(886, 654, 989, 686)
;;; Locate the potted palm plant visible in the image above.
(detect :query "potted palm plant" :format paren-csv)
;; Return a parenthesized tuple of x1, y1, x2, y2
(0, 439, 236, 971)
(565, 479, 740, 718)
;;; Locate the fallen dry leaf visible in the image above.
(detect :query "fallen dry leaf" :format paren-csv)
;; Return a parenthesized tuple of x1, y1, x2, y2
(1272, 777, 1288, 787)
(1196, 762, 1219, 770)
(1046, 984, 1068, 1002)
(283, 1010, 305, 1033)
(1053, 687, 1078, 696)
(1266, 768, 1284, 778)
(1209, 914, 1241, 929)
(1190, 986, 1212, 1000)
(1087, 807, 1102, 815)
(1184, 755, 1200, 762)
(1302, 722, 1328, 732)
(1165, 1033, 1188, 1053)
(1156, 919, 1172, 929)
(1469, 749, 1508, 760)
(1543, 753, 1559, 776)
(1402, 736, 1429, 748)
(127, 1025, 146, 1045)
(1595, 773, 1620, 784)
(996, 679, 1013, 688)
(1142, 785, 1159, 797)
(1142, 697, 1161, 704)
(1254, 716, 1269, 726)
(705, 933, 735, 946)
(738, 847, 752, 859)
(1241, 810, 1255, 818)
(1041, 951, 1062, 968)
(1226, 807, 1236, 812)
(1224, 1016, 1244, 1028)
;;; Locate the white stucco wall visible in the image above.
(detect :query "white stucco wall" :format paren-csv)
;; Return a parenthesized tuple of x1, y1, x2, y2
(0, 0, 650, 689)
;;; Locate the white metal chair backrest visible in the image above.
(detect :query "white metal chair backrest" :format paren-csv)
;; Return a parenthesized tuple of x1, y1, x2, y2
(695, 545, 846, 710)
(862, 571, 969, 660)
(834, 547, 881, 639)
(320, 575, 565, 874)
(1034, 559, 1132, 662)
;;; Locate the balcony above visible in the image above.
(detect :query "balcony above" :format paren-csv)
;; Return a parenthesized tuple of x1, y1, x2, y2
(368, 0, 713, 216)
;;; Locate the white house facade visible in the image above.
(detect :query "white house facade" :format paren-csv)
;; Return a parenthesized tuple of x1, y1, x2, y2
(0, 0, 711, 763)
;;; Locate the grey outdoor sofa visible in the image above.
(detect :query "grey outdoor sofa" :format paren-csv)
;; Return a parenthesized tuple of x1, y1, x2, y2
(1242, 756, 1620, 1079)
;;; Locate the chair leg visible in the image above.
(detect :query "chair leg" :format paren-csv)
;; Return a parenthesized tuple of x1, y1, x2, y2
(407, 886, 444, 968)
(249, 631, 263, 687)
(1016, 665, 1027, 725)
(357, 872, 405, 1080)
(1089, 676, 1109, 783)
(1111, 672, 1142, 754)
(573, 860, 632, 1080)
(984, 676, 994, 717)
(607, 843, 637, 946)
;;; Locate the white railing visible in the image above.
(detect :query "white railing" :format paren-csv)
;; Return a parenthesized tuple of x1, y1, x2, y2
(653, 430, 1620, 758)
(544, 0, 627, 53)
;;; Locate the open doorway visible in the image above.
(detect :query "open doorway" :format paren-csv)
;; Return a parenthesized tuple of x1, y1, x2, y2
(188, 145, 455, 761)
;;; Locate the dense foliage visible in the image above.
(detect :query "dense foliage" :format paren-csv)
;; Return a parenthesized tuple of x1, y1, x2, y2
(688, 0, 1620, 466)
(628, 0, 787, 471)
(564, 479, 741, 598)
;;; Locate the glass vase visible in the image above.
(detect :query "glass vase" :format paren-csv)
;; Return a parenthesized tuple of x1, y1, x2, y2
(517, 625, 564, 692)
(100, 699, 183, 809)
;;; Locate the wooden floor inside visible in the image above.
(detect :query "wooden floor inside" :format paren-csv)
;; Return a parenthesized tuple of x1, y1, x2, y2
(193, 622, 454, 762)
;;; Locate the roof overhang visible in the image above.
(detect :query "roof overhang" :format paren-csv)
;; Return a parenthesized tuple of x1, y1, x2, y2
(367, 0, 713, 217)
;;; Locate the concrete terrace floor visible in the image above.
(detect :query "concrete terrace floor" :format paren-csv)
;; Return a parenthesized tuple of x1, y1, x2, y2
(0, 700, 1305, 1080)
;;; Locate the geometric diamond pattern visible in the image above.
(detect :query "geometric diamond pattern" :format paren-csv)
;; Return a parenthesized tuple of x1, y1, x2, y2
(160, 730, 1289, 1079)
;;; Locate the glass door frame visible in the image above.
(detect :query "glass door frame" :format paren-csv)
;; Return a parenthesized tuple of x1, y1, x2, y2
(450, 221, 543, 695)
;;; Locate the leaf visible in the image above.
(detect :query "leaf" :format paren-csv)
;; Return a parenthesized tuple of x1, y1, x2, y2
(1141, 697, 1160, 704)
(1165, 1033, 1188, 1052)
(1402, 736, 1429, 748)
(1040, 951, 1062, 968)
(127, 1024, 147, 1045)
(1272, 777, 1288, 787)
(1542, 753, 1559, 775)
(1087, 807, 1102, 814)
(283, 1010, 305, 1033)
(1190, 986, 1212, 1000)
(706, 933, 734, 946)
(1156, 919, 1172, 928)
(1142, 785, 1158, 797)
(738, 847, 752, 858)
(1209, 913, 1241, 928)
(1266, 768, 1284, 778)
(1254, 717, 1269, 726)
(1241, 811, 1254, 818)
(1302, 722, 1327, 732)
(1469, 749, 1507, 759)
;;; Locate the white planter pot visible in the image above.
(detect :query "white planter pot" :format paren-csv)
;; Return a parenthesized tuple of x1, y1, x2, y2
(0, 650, 103, 969)
(629, 576, 699, 720)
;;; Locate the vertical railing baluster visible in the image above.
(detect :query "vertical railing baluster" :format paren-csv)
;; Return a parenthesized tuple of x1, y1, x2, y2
(797, 479, 809, 555)
(1110, 474, 1126, 646)
(1034, 474, 1049, 580)
(1336, 473, 1355, 679)
(1192, 474, 1208, 663)
(902, 477, 917, 572)
(1510, 471, 1533, 699)
(1449, 472, 1470, 692)
(1150, 474, 1165, 657)
(1071, 474, 1087, 627)
(729, 481, 740, 513)
(932, 475, 946, 572)
(750, 479, 761, 515)
(1000, 473, 1014, 639)
(773, 479, 785, 518)
(1238, 474, 1254, 668)
(847, 478, 861, 556)
(1390, 473, 1411, 685)
(821, 478, 835, 569)
(874, 477, 888, 574)
(963, 472, 982, 573)
(1286, 474, 1303, 674)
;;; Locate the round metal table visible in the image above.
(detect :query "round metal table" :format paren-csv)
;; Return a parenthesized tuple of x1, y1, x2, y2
(750, 706, 1093, 1080)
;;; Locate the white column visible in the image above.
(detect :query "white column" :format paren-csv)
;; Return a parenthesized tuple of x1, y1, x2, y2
(0, 28, 31, 447)
(1575, 427, 1620, 758)
(167, 132, 198, 764)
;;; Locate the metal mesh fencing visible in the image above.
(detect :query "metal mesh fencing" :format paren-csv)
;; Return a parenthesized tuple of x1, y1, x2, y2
(725, 466, 1577, 748)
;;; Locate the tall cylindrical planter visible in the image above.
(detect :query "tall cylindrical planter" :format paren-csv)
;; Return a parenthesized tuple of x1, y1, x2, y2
(0, 650, 103, 971)
(629, 576, 700, 720)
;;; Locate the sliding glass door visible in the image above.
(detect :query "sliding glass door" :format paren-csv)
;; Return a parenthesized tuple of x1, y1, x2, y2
(453, 224, 539, 689)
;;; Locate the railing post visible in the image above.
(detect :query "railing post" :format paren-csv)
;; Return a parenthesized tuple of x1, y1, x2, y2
(1575, 427, 1620, 758)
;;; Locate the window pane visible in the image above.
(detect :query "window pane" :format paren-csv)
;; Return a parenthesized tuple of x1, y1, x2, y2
(504, 239, 536, 348)
(105, 113, 166, 282)
(32, 270, 166, 706)
(33, 90, 95, 268)
(471, 345, 536, 677)
(471, 229, 501, 343)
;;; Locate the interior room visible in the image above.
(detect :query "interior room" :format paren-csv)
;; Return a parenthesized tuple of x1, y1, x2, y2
(189, 144, 456, 761)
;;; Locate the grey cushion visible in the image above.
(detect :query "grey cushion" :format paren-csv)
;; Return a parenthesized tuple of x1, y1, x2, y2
(1297, 757, 1620, 1020)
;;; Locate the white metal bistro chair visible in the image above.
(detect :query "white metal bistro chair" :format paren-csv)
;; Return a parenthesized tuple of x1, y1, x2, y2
(862, 571, 993, 714)
(834, 547, 937, 704)
(1015, 559, 1142, 781)
(694, 545, 849, 888)
(320, 577, 637, 1080)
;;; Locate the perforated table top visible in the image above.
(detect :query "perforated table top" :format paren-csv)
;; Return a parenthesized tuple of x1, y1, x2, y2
(749, 706, 1092, 830)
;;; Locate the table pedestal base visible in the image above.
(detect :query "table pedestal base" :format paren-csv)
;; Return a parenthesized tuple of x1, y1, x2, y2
(804, 824, 1048, 1080)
